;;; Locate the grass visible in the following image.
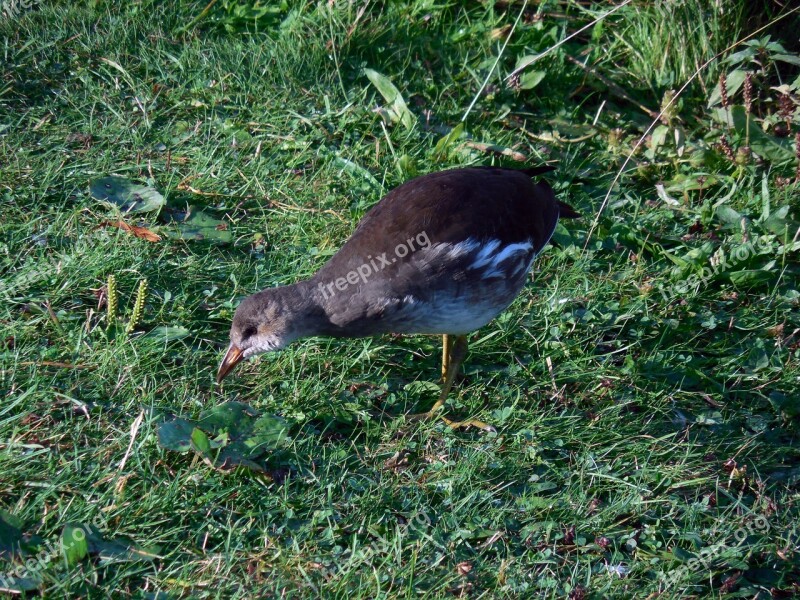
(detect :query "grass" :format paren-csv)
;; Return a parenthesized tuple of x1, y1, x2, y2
(1, 0, 799, 597)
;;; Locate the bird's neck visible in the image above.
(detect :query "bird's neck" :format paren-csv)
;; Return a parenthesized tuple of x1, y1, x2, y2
(264, 279, 336, 343)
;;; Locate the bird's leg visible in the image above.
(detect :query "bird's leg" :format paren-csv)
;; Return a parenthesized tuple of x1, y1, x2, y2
(441, 333, 451, 382)
(409, 334, 495, 432)
(426, 334, 467, 415)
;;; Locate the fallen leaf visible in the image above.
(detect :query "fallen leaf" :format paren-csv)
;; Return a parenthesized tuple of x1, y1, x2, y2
(90, 176, 165, 214)
(161, 207, 232, 243)
(157, 402, 290, 473)
(102, 220, 161, 242)
(461, 141, 527, 161)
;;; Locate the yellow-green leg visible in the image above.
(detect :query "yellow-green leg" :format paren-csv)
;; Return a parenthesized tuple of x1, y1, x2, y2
(410, 334, 495, 432)
(441, 333, 451, 382)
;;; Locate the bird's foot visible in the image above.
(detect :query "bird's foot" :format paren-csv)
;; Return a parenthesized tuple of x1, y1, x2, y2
(405, 333, 495, 432)
(407, 409, 496, 433)
(439, 414, 496, 432)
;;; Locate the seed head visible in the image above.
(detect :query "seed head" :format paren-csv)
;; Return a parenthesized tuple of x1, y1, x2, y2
(779, 93, 795, 131)
(718, 134, 735, 161)
(743, 72, 753, 115)
(719, 72, 730, 109)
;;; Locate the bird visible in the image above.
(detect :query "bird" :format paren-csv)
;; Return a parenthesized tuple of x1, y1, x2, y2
(217, 166, 578, 431)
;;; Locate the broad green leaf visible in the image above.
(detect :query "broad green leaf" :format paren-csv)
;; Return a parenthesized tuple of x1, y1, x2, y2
(69, 524, 157, 562)
(550, 221, 577, 249)
(62, 524, 89, 565)
(513, 54, 536, 71)
(773, 54, 800, 66)
(433, 122, 465, 161)
(519, 70, 546, 90)
(190, 427, 211, 455)
(0, 509, 22, 530)
(679, 242, 715, 269)
(725, 268, 775, 286)
(744, 338, 770, 371)
(364, 69, 415, 131)
(199, 401, 259, 434)
(404, 381, 441, 394)
(723, 48, 757, 66)
(665, 174, 720, 193)
(145, 325, 191, 342)
(715, 205, 743, 227)
(695, 411, 722, 425)
(216, 445, 268, 472)
(163, 208, 232, 243)
(646, 125, 670, 159)
(769, 391, 800, 417)
(0, 510, 24, 558)
(395, 154, 417, 177)
(90, 176, 166, 214)
(158, 403, 291, 473)
(762, 205, 793, 237)
(157, 418, 196, 452)
(245, 414, 290, 451)
(334, 156, 382, 189)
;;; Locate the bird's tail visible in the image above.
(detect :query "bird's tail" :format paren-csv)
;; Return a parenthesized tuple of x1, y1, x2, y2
(524, 167, 580, 218)
(521, 165, 557, 177)
(558, 201, 580, 219)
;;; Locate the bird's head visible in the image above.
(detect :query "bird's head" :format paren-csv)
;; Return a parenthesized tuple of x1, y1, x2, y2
(216, 290, 296, 384)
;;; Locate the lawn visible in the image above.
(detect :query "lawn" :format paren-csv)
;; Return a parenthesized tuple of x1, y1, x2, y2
(1, 1, 799, 597)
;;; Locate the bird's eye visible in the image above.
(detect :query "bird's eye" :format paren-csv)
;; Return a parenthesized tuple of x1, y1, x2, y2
(242, 326, 257, 340)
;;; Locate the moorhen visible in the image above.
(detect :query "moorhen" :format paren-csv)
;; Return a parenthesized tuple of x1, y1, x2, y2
(217, 166, 578, 430)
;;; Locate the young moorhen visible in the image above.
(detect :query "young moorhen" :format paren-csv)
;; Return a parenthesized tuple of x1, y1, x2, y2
(217, 166, 578, 430)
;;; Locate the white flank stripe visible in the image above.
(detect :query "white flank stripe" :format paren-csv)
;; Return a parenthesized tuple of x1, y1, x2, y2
(492, 241, 534, 263)
(416, 230, 559, 280)
(469, 240, 502, 269)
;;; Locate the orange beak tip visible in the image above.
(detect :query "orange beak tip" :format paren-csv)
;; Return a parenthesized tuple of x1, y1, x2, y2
(216, 344, 244, 384)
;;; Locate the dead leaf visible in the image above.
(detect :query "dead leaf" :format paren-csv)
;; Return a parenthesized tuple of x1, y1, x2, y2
(767, 323, 785, 338)
(461, 141, 527, 161)
(563, 525, 576, 545)
(102, 220, 161, 242)
(720, 572, 741, 593)
(569, 586, 588, 600)
(595, 536, 611, 549)
(383, 451, 411, 471)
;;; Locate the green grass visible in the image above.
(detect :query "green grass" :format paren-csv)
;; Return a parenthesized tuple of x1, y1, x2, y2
(1, 1, 799, 597)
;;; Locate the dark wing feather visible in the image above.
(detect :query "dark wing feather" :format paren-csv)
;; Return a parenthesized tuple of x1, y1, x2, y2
(309, 167, 568, 332)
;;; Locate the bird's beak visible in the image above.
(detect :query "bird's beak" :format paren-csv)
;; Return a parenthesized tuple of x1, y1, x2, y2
(217, 344, 244, 384)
